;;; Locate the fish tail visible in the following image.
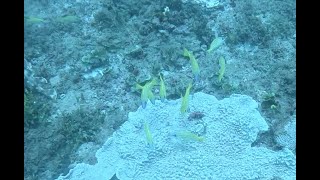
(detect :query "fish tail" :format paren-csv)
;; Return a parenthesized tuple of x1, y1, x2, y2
(150, 98, 155, 105)
(141, 101, 147, 109)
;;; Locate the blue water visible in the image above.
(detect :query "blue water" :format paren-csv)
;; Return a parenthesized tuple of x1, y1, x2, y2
(24, 0, 296, 179)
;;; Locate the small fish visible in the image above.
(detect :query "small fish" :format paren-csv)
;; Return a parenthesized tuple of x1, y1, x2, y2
(176, 131, 205, 142)
(218, 56, 226, 82)
(207, 37, 223, 53)
(136, 78, 157, 108)
(159, 74, 167, 102)
(144, 121, 153, 145)
(56, 15, 79, 23)
(24, 16, 46, 23)
(180, 83, 192, 114)
(147, 88, 156, 105)
(183, 48, 200, 82)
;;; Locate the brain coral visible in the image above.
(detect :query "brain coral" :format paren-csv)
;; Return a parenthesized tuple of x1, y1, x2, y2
(57, 92, 296, 180)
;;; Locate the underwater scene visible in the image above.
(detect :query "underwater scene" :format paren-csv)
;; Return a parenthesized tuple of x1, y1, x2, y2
(24, 0, 296, 179)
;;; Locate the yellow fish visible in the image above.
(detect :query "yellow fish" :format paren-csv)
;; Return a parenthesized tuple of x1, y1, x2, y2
(207, 37, 223, 53)
(144, 121, 153, 145)
(24, 16, 46, 23)
(183, 48, 200, 82)
(159, 75, 167, 102)
(176, 131, 205, 142)
(56, 15, 79, 23)
(180, 83, 192, 114)
(136, 78, 157, 108)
